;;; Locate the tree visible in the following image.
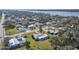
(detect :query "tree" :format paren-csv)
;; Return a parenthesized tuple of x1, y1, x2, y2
(50, 30, 78, 50)
(25, 41, 30, 49)
(39, 24, 43, 33)
(3, 20, 16, 28)
(2, 37, 11, 50)
(61, 30, 79, 49)
(50, 37, 63, 50)
(62, 31, 75, 45)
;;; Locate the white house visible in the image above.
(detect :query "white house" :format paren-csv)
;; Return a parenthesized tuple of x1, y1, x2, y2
(16, 24, 26, 32)
(9, 38, 19, 49)
(32, 34, 48, 41)
(48, 29, 59, 35)
(58, 27, 65, 31)
(8, 37, 26, 49)
(28, 24, 36, 30)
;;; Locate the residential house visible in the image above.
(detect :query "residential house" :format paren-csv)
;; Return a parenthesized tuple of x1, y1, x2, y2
(32, 34, 48, 41)
(48, 29, 59, 35)
(28, 24, 36, 30)
(8, 37, 26, 49)
(16, 24, 26, 32)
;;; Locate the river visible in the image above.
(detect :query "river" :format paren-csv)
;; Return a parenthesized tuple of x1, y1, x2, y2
(29, 10, 79, 17)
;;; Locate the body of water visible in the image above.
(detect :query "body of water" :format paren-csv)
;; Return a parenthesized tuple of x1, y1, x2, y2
(29, 10, 79, 17)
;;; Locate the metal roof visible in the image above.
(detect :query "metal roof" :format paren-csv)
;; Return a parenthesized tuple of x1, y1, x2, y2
(9, 37, 26, 46)
(9, 38, 19, 46)
(33, 34, 48, 40)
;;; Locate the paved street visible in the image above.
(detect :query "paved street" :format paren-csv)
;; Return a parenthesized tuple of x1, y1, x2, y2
(0, 12, 5, 49)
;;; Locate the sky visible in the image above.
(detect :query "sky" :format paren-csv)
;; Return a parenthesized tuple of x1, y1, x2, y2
(0, 0, 79, 9)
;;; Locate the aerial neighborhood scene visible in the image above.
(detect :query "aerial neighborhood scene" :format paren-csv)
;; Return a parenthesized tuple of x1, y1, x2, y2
(0, 9, 79, 50)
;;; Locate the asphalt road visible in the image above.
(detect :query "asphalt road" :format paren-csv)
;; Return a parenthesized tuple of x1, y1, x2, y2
(0, 12, 5, 49)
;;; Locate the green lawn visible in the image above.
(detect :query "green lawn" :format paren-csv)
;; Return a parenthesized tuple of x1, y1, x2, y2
(22, 32, 52, 50)
(5, 28, 20, 35)
(37, 40, 52, 50)
(22, 32, 38, 49)
(17, 46, 27, 50)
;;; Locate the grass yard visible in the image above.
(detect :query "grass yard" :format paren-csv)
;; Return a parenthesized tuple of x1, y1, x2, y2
(22, 32, 52, 50)
(5, 28, 20, 35)
(37, 40, 52, 50)
(22, 32, 38, 49)
(17, 46, 27, 50)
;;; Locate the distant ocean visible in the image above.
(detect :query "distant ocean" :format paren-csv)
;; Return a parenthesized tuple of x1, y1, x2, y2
(29, 10, 79, 17)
